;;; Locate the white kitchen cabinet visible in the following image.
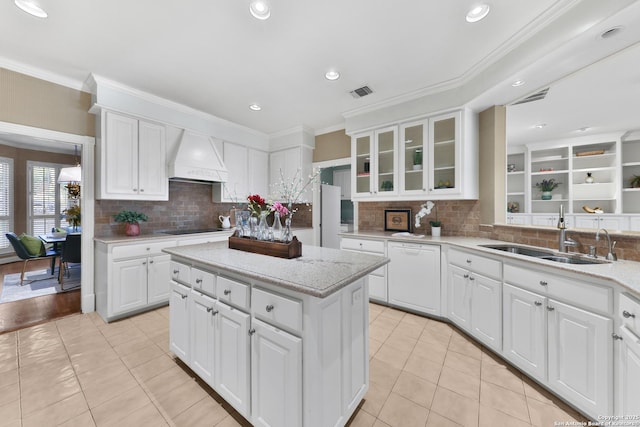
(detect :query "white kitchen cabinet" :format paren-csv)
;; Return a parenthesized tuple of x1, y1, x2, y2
(617, 293, 640, 416)
(506, 214, 529, 225)
(447, 248, 502, 351)
(547, 299, 612, 416)
(572, 214, 627, 231)
(190, 290, 217, 387)
(333, 169, 351, 200)
(251, 318, 302, 427)
(169, 282, 190, 361)
(340, 237, 387, 302)
(352, 127, 398, 198)
(216, 300, 251, 418)
(387, 242, 440, 316)
(269, 146, 313, 201)
(214, 144, 268, 203)
(503, 283, 547, 381)
(530, 214, 561, 227)
(503, 263, 613, 417)
(147, 254, 172, 304)
(98, 110, 168, 200)
(399, 120, 429, 195)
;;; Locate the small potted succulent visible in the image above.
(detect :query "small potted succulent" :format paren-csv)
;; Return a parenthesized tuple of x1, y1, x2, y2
(413, 149, 423, 170)
(114, 210, 148, 236)
(630, 175, 640, 189)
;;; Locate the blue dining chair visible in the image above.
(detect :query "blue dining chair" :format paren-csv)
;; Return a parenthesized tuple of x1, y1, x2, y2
(5, 232, 59, 285)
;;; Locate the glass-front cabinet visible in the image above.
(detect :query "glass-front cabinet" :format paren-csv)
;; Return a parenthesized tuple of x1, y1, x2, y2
(429, 113, 459, 195)
(352, 127, 397, 197)
(399, 120, 428, 194)
(353, 132, 373, 197)
(376, 127, 397, 195)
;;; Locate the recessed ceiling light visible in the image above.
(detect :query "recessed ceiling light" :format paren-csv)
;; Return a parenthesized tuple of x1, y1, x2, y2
(534, 123, 547, 129)
(249, 0, 270, 20)
(325, 70, 340, 81)
(466, 4, 490, 23)
(511, 80, 525, 87)
(14, 0, 47, 18)
(249, 103, 262, 111)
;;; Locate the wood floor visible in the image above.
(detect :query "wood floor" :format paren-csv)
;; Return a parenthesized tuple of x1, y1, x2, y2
(0, 258, 81, 334)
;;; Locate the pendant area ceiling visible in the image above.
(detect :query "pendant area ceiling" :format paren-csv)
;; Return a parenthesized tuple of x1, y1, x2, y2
(0, 0, 639, 139)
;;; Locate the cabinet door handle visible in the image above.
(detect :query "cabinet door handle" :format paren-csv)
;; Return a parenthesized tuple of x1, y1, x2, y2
(469, 276, 475, 281)
(224, 289, 231, 295)
(212, 310, 219, 316)
(133, 188, 137, 192)
(266, 304, 274, 312)
(140, 189, 144, 192)
(623, 310, 636, 319)
(206, 307, 213, 313)
(546, 306, 554, 311)
(196, 278, 202, 284)
(612, 333, 623, 340)
(173, 269, 179, 274)
(181, 294, 187, 300)
(466, 259, 472, 264)
(539, 280, 548, 286)
(248, 328, 256, 336)
(534, 301, 542, 306)
(149, 260, 153, 264)
(142, 261, 147, 265)
(463, 274, 469, 279)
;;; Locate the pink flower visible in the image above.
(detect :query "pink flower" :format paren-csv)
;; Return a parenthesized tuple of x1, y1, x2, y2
(271, 201, 289, 217)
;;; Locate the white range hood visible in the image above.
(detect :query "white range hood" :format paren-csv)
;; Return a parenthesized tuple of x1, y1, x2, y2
(168, 130, 228, 183)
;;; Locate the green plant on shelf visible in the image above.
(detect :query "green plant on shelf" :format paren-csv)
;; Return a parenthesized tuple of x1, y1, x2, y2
(535, 178, 560, 192)
(380, 180, 393, 191)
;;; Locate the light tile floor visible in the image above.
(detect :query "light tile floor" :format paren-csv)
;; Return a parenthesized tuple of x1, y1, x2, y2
(0, 303, 587, 427)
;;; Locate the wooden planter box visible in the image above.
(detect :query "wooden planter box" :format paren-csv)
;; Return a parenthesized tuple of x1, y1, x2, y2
(228, 232, 302, 259)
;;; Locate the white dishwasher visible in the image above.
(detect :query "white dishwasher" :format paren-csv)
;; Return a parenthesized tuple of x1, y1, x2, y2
(388, 242, 441, 316)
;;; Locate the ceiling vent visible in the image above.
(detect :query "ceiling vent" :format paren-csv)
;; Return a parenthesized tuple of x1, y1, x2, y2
(511, 87, 549, 106)
(350, 85, 373, 98)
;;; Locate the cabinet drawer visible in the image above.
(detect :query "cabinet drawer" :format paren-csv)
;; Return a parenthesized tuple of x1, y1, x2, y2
(170, 261, 191, 285)
(216, 276, 249, 311)
(252, 287, 302, 334)
(449, 248, 501, 280)
(340, 238, 385, 254)
(191, 268, 216, 296)
(620, 293, 640, 334)
(504, 264, 612, 313)
(112, 240, 177, 260)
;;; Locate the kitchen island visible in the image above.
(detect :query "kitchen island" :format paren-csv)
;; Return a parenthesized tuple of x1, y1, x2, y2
(163, 241, 389, 427)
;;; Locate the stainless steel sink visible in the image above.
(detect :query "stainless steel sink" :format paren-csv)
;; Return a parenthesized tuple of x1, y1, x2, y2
(480, 244, 609, 265)
(480, 244, 553, 258)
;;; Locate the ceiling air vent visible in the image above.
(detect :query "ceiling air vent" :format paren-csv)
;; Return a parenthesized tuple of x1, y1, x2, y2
(511, 87, 549, 106)
(350, 85, 373, 99)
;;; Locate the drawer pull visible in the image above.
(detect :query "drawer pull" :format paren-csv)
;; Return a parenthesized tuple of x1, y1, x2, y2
(181, 294, 187, 300)
(546, 306, 555, 311)
(463, 274, 469, 279)
(224, 289, 231, 295)
(466, 259, 472, 264)
(248, 328, 256, 336)
(173, 269, 179, 274)
(539, 280, 548, 286)
(266, 304, 274, 312)
(195, 278, 202, 284)
(534, 301, 542, 306)
(623, 310, 636, 319)
(612, 333, 623, 341)
(149, 260, 153, 264)
(206, 307, 213, 313)
(212, 309, 219, 316)
(469, 276, 475, 281)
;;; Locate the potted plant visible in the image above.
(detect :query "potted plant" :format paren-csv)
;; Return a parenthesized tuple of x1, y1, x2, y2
(63, 204, 81, 232)
(630, 175, 640, 189)
(114, 210, 148, 236)
(535, 178, 560, 200)
(413, 149, 423, 170)
(380, 180, 393, 191)
(429, 203, 441, 237)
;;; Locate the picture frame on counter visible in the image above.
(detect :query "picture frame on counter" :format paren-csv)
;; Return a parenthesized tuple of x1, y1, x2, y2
(384, 209, 411, 232)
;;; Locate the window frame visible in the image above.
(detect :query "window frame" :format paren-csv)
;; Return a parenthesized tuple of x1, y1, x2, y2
(26, 160, 74, 236)
(0, 156, 14, 253)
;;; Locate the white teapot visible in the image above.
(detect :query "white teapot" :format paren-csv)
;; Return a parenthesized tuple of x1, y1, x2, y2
(219, 215, 231, 229)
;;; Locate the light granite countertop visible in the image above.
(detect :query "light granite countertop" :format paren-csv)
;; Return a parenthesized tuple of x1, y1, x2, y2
(163, 241, 389, 298)
(341, 231, 640, 297)
(94, 230, 235, 245)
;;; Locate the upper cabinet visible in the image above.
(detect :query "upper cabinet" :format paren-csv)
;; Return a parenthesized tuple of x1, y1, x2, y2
(213, 143, 268, 203)
(97, 110, 168, 200)
(622, 138, 640, 215)
(351, 109, 478, 201)
(269, 146, 313, 200)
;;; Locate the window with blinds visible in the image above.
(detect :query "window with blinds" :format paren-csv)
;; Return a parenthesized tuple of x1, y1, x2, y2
(27, 161, 73, 236)
(0, 157, 14, 253)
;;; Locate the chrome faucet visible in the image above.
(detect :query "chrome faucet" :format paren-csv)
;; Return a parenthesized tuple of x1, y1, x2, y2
(595, 228, 617, 261)
(557, 204, 577, 253)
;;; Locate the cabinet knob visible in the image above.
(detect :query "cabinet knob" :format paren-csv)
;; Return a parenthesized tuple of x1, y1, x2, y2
(623, 310, 636, 319)
(612, 333, 623, 340)
(140, 189, 144, 192)
(266, 304, 274, 312)
(196, 278, 202, 284)
(539, 280, 548, 286)
(248, 328, 256, 336)
(466, 259, 472, 264)
(463, 274, 469, 279)
(469, 276, 475, 281)
(173, 269, 179, 274)
(534, 301, 542, 306)
(149, 260, 153, 264)
(546, 306, 554, 311)
(142, 261, 147, 265)
(181, 294, 187, 300)
(133, 188, 137, 192)
(224, 289, 231, 295)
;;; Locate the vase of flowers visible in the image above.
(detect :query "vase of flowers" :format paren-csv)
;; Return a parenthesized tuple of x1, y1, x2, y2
(535, 179, 560, 200)
(270, 202, 289, 241)
(270, 168, 320, 242)
(429, 203, 441, 237)
(64, 204, 81, 232)
(114, 210, 148, 236)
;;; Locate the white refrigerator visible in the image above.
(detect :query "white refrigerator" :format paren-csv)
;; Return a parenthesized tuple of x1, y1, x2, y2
(320, 184, 341, 249)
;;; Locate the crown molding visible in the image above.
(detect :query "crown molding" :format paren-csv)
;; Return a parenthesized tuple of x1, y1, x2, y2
(0, 56, 86, 91)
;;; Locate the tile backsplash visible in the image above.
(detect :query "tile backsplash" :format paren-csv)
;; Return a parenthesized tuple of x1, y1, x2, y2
(95, 181, 312, 237)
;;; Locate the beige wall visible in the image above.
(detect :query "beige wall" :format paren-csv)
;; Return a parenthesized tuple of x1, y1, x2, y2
(479, 106, 506, 226)
(313, 129, 350, 162)
(0, 143, 76, 235)
(0, 68, 95, 137)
